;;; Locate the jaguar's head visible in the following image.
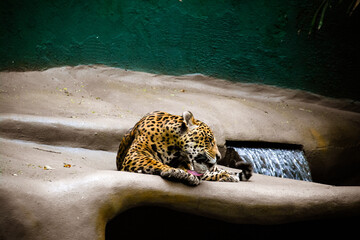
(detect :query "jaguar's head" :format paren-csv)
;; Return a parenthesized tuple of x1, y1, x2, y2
(179, 111, 221, 175)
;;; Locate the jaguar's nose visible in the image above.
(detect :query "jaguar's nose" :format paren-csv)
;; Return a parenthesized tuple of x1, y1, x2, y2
(216, 151, 221, 161)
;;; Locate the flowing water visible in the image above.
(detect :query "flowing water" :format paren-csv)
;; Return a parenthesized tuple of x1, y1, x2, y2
(231, 147, 312, 182)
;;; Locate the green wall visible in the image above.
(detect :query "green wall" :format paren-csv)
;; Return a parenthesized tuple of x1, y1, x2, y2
(1, 0, 359, 100)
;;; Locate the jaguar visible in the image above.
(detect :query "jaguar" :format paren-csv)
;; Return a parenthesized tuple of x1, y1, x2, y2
(116, 111, 252, 186)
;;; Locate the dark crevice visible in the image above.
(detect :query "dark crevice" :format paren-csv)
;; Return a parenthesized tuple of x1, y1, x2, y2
(105, 206, 357, 240)
(226, 140, 303, 150)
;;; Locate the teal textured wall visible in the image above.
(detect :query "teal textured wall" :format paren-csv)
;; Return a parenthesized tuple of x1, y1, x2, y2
(1, 0, 359, 100)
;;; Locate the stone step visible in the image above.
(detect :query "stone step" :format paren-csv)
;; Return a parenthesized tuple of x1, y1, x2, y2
(0, 114, 126, 152)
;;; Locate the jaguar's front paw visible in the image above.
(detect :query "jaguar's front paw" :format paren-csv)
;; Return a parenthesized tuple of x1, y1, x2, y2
(160, 168, 200, 186)
(183, 173, 201, 186)
(218, 173, 240, 182)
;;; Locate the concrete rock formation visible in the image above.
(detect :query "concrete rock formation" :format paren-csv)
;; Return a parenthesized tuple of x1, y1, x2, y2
(1, 66, 360, 239)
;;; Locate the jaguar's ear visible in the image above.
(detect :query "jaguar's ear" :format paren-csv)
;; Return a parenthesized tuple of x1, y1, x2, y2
(181, 111, 196, 132)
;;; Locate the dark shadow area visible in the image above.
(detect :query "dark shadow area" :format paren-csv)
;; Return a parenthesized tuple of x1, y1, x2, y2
(106, 206, 357, 239)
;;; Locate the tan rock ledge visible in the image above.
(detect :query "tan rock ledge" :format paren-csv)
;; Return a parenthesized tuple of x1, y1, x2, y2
(1, 65, 360, 184)
(1, 65, 360, 239)
(1, 139, 359, 240)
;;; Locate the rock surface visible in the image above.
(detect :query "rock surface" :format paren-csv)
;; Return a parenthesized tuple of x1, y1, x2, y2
(1, 65, 360, 239)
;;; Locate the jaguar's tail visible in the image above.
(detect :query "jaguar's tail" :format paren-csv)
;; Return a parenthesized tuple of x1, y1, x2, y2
(116, 127, 136, 171)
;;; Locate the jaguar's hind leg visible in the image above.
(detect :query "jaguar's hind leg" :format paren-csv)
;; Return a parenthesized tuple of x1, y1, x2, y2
(235, 162, 253, 181)
(120, 151, 200, 186)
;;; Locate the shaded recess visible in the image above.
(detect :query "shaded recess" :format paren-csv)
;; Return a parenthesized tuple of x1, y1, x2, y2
(105, 206, 357, 239)
(226, 140, 303, 150)
(221, 141, 312, 181)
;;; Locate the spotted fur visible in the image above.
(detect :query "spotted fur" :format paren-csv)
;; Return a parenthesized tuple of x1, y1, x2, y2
(116, 111, 252, 186)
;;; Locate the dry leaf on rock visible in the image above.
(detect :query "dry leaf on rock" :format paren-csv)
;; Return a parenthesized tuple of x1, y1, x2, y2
(44, 165, 55, 170)
(63, 163, 72, 168)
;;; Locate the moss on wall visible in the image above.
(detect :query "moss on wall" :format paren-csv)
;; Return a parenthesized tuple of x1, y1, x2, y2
(1, 0, 359, 100)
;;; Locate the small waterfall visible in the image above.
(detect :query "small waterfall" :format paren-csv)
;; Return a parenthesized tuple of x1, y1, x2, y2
(231, 146, 312, 182)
